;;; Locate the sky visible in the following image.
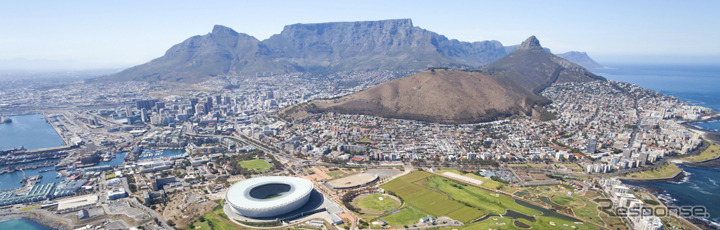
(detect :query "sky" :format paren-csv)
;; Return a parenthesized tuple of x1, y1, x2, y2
(1, 0, 719, 70)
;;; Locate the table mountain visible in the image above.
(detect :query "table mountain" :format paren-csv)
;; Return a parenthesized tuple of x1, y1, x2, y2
(100, 19, 507, 83)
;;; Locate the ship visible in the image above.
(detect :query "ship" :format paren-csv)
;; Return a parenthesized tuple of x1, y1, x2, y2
(0, 116, 11, 123)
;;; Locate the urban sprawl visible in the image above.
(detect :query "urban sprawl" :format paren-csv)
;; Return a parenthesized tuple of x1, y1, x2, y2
(0, 71, 715, 230)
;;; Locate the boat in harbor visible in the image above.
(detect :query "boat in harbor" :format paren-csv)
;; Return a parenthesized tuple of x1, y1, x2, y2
(0, 116, 11, 123)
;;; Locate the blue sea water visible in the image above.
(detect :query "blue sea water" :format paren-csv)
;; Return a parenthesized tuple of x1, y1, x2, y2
(0, 114, 66, 151)
(595, 64, 720, 227)
(0, 219, 54, 230)
(625, 165, 720, 227)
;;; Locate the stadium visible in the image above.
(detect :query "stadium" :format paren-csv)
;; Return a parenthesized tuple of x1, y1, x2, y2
(225, 176, 314, 218)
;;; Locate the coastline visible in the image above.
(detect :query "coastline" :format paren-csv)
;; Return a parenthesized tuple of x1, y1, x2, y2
(680, 123, 720, 167)
(619, 169, 685, 183)
(0, 211, 72, 230)
(682, 121, 720, 145)
(620, 122, 720, 228)
(619, 124, 720, 183)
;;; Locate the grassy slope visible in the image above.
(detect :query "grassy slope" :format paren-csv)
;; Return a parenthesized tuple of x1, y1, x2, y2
(425, 176, 540, 216)
(624, 162, 680, 179)
(187, 203, 242, 230)
(682, 143, 720, 162)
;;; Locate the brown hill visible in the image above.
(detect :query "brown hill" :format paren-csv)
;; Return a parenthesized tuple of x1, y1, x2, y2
(483, 36, 604, 93)
(280, 69, 551, 124)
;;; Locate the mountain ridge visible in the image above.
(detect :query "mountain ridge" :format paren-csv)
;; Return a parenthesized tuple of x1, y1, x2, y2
(99, 19, 604, 83)
(101, 19, 508, 83)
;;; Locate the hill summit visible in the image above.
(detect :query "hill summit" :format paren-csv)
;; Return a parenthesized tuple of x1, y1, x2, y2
(282, 36, 605, 124)
(483, 36, 604, 93)
(280, 69, 551, 124)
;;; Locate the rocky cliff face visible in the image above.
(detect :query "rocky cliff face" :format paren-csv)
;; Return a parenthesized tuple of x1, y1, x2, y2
(101, 19, 508, 83)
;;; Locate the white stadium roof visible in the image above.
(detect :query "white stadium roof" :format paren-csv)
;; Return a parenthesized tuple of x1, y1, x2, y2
(225, 176, 313, 218)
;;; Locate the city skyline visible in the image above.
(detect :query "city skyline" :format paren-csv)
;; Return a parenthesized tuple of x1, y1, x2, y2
(1, 0, 719, 71)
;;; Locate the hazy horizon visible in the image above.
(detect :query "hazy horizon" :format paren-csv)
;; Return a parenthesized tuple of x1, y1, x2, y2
(1, 1, 719, 71)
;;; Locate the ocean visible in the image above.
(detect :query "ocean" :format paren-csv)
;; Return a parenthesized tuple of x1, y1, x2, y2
(595, 64, 720, 227)
(0, 114, 66, 151)
(0, 219, 54, 230)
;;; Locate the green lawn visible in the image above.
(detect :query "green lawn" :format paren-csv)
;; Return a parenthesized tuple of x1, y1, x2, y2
(380, 171, 484, 223)
(187, 202, 242, 230)
(19, 205, 40, 211)
(571, 192, 604, 226)
(682, 143, 720, 162)
(326, 170, 347, 178)
(381, 171, 432, 197)
(382, 171, 604, 229)
(530, 216, 593, 230)
(380, 206, 428, 228)
(356, 194, 400, 213)
(356, 138, 372, 144)
(551, 195, 583, 207)
(624, 162, 680, 179)
(425, 176, 540, 216)
(239, 159, 273, 172)
(452, 216, 515, 229)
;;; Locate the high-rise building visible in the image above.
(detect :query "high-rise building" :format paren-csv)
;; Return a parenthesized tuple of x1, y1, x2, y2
(195, 103, 205, 116)
(206, 96, 214, 108)
(204, 101, 212, 114)
(136, 99, 158, 110)
(639, 152, 649, 165)
(190, 98, 199, 114)
(140, 109, 148, 123)
(154, 102, 165, 112)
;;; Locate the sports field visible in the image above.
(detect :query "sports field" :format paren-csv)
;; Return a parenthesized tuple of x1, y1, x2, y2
(380, 206, 428, 228)
(354, 193, 400, 214)
(239, 159, 273, 172)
